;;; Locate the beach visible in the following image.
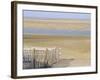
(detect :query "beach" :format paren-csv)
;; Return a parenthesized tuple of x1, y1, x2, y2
(24, 35, 90, 67)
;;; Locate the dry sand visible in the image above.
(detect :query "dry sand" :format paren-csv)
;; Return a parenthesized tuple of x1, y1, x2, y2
(24, 35, 90, 67)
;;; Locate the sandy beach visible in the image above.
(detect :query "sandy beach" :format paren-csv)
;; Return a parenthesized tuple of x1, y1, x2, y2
(24, 35, 90, 67)
(23, 11, 91, 68)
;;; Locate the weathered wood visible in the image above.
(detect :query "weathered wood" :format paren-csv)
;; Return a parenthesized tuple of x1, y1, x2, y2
(23, 47, 61, 69)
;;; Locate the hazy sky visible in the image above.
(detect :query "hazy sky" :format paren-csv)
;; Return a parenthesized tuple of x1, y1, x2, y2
(23, 10, 91, 20)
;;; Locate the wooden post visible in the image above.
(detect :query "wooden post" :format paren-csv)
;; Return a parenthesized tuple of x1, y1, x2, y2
(32, 48, 35, 68)
(44, 48, 48, 67)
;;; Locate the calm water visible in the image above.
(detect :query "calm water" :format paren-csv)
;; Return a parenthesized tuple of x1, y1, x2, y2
(24, 27, 90, 37)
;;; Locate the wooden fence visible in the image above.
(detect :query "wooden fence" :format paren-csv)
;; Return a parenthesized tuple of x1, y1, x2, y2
(23, 47, 61, 69)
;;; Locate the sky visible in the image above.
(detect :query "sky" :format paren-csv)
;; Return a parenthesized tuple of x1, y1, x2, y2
(23, 10, 91, 37)
(23, 10, 91, 20)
